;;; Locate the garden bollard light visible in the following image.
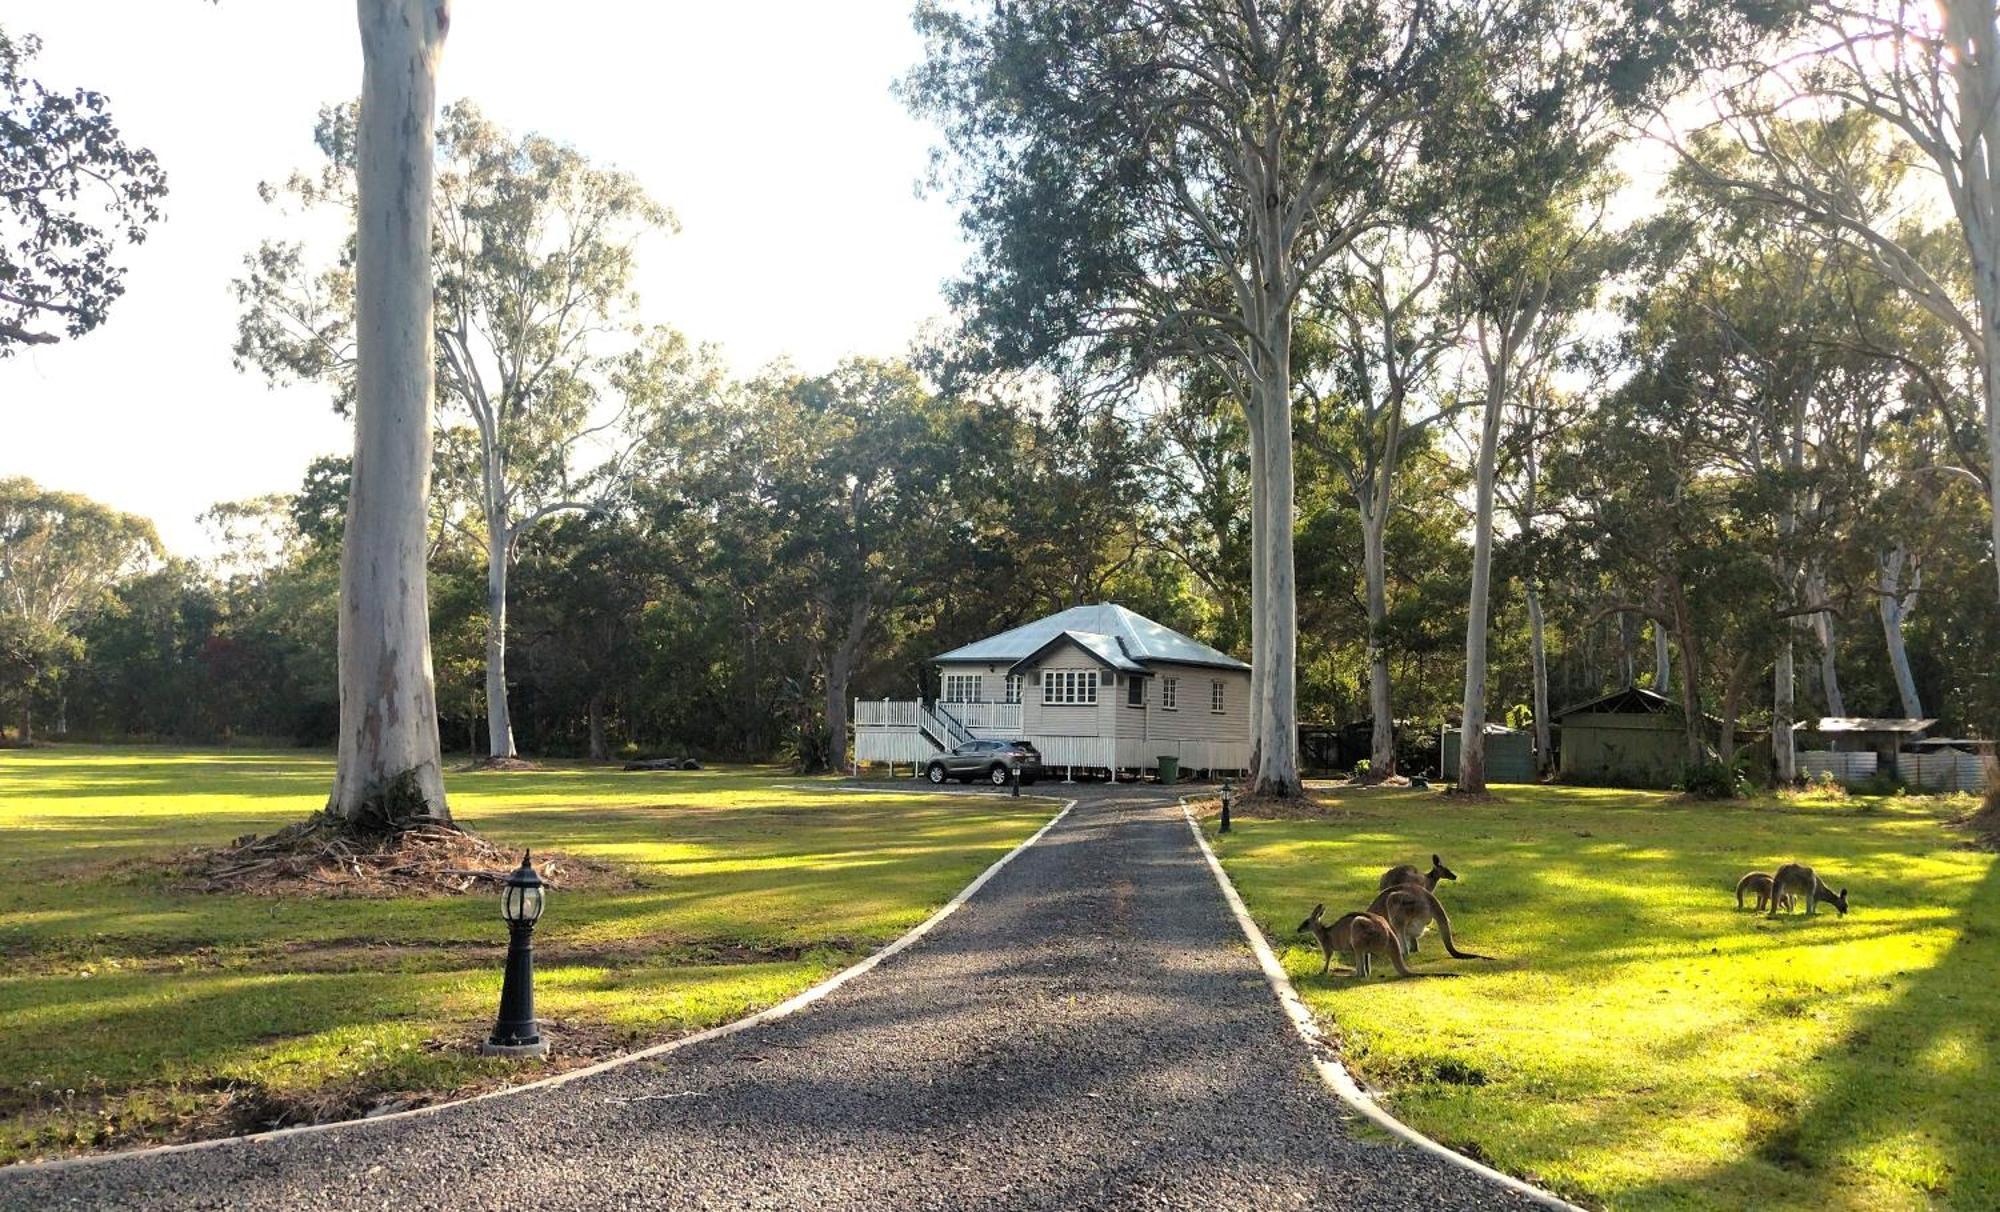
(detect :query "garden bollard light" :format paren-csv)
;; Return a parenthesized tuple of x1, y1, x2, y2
(482, 850, 550, 1058)
(1011, 762, 1021, 797)
(1219, 779, 1234, 834)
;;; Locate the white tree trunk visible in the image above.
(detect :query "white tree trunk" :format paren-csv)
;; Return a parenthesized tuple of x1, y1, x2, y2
(1942, 1, 2000, 606)
(1879, 544, 1924, 719)
(1813, 613, 1845, 718)
(1246, 395, 1268, 780)
(331, 0, 451, 828)
(1247, 350, 1302, 798)
(1805, 567, 1844, 717)
(1773, 636, 1797, 784)
(484, 521, 516, 759)
(1653, 623, 1670, 693)
(1456, 353, 1509, 793)
(1361, 487, 1395, 773)
(1527, 584, 1551, 777)
(1983, 308, 2000, 606)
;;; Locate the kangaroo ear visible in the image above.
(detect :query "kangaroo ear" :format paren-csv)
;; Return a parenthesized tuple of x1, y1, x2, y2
(1839, 888, 1847, 898)
(1432, 853, 1442, 866)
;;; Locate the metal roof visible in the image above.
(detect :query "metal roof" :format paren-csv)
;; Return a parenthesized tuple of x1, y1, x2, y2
(1554, 686, 1674, 718)
(1801, 717, 1937, 734)
(933, 603, 1250, 671)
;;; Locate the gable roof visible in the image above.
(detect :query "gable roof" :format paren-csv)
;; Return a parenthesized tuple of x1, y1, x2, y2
(1009, 629, 1149, 674)
(1555, 686, 1676, 719)
(1556, 684, 1726, 727)
(933, 603, 1249, 672)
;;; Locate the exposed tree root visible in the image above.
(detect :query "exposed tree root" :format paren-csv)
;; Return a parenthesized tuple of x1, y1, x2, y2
(164, 814, 632, 898)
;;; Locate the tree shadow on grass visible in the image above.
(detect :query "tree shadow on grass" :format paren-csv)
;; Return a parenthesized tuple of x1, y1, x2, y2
(1608, 855, 2000, 1210)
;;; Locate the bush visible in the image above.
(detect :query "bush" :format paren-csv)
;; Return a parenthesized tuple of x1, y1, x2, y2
(1351, 758, 1372, 781)
(1678, 758, 1749, 800)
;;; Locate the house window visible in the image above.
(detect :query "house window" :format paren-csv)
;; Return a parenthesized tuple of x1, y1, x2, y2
(1210, 680, 1226, 713)
(1043, 669, 1099, 705)
(943, 673, 982, 703)
(1004, 674, 1022, 705)
(1127, 677, 1145, 707)
(1162, 677, 1178, 710)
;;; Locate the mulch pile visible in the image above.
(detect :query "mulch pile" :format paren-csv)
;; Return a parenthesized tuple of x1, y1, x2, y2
(457, 756, 542, 772)
(165, 815, 635, 898)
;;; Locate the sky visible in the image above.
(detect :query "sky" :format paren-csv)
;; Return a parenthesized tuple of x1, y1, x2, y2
(0, 1, 967, 558)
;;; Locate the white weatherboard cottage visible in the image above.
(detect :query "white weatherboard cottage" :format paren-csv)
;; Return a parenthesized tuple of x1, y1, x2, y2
(854, 603, 1252, 779)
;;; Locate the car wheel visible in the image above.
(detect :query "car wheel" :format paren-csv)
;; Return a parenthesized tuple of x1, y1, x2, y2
(926, 762, 946, 784)
(989, 764, 1010, 786)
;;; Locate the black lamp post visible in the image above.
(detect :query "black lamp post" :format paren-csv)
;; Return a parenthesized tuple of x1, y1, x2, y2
(1219, 778, 1234, 834)
(481, 849, 549, 1058)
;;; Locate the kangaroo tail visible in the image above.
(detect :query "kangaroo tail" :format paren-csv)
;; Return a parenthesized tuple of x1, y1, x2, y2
(1422, 888, 1492, 960)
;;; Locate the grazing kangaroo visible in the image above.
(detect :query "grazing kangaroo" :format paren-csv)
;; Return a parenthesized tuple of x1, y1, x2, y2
(1365, 885, 1490, 959)
(1296, 903, 1457, 980)
(1769, 863, 1848, 917)
(1734, 871, 1794, 913)
(1379, 853, 1457, 892)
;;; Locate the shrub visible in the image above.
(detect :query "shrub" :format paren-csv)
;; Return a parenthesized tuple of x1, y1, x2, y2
(1678, 758, 1749, 800)
(1351, 758, 1372, 781)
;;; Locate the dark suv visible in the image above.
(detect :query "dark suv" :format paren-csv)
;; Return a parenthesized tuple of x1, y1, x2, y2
(925, 739, 1043, 786)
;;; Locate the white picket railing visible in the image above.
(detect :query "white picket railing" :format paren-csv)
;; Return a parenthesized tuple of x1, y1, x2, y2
(939, 701, 1024, 734)
(855, 699, 922, 728)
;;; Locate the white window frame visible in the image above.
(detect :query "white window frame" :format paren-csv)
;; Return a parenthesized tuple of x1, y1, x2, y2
(1042, 668, 1099, 706)
(1162, 677, 1178, 710)
(1003, 674, 1022, 705)
(943, 673, 983, 703)
(1210, 679, 1226, 714)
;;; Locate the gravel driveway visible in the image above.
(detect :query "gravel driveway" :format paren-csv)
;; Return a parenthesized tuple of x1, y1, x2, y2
(2, 787, 1537, 1211)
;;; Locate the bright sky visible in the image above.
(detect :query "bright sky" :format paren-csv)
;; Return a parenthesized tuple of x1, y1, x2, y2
(0, 1, 966, 558)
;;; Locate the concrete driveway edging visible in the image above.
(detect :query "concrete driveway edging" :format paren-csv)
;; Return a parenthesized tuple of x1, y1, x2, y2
(1180, 800, 1585, 1212)
(5, 792, 1079, 1177)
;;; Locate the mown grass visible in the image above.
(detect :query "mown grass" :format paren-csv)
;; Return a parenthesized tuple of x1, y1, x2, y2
(1205, 783, 1999, 1211)
(0, 746, 1057, 1164)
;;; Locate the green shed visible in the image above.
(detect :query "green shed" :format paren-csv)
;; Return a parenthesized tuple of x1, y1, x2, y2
(1440, 723, 1536, 783)
(1555, 686, 1695, 788)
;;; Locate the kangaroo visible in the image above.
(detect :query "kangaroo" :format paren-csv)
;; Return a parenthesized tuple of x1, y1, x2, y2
(1769, 863, 1848, 917)
(1296, 903, 1457, 980)
(1734, 870, 1794, 913)
(1379, 853, 1457, 893)
(1365, 885, 1490, 959)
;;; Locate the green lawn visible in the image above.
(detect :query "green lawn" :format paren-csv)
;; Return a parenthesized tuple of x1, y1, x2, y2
(1206, 783, 1999, 1212)
(0, 746, 1057, 1164)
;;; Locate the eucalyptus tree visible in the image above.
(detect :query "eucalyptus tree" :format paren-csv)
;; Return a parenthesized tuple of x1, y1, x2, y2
(0, 478, 159, 741)
(1298, 231, 1463, 774)
(752, 358, 984, 770)
(1497, 317, 1601, 776)
(236, 100, 688, 761)
(319, 0, 453, 828)
(1446, 184, 1623, 791)
(905, 0, 1544, 796)
(0, 27, 168, 352)
(1697, 4, 2000, 603)
(1424, 0, 1778, 790)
